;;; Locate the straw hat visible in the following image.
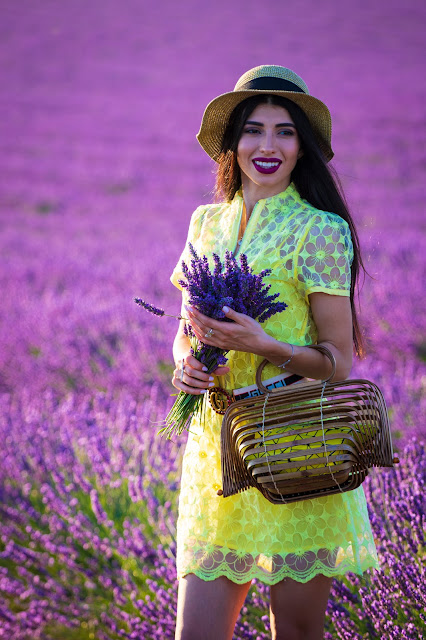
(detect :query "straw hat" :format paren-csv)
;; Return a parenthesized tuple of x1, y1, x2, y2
(197, 65, 334, 163)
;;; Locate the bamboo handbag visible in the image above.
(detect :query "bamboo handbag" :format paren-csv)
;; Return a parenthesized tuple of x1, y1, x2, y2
(220, 345, 398, 505)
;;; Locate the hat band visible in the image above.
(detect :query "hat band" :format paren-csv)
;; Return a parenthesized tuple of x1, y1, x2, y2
(236, 76, 306, 93)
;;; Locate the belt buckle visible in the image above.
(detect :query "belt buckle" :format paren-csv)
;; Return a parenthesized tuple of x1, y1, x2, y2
(208, 386, 234, 414)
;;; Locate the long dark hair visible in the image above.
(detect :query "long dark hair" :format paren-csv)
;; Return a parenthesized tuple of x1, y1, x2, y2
(215, 94, 366, 356)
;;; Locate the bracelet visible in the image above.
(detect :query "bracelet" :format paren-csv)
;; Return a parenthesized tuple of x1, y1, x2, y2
(277, 344, 294, 369)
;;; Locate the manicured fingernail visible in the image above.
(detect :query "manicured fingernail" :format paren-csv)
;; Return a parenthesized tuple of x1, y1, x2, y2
(200, 389, 207, 394)
(209, 382, 215, 387)
(202, 366, 208, 372)
(209, 376, 214, 381)
(222, 306, 229, 313)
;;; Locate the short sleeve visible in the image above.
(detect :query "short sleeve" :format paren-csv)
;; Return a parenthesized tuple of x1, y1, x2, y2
(295, 215, 353, 300)
(170, 206, 206, 291)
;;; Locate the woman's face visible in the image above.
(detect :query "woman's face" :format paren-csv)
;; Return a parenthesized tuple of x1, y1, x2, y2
(237, 102, 302, 198)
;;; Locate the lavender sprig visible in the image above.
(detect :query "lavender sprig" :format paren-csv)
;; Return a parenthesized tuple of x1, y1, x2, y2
(134, 298, 185, 320)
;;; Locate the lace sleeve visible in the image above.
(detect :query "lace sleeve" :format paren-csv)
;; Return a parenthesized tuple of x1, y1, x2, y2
(295, 214, 354, 301)
(170, 206, 206, 290)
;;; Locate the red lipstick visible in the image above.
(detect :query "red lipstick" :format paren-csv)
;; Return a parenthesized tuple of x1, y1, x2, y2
(252, 157, 282, 174)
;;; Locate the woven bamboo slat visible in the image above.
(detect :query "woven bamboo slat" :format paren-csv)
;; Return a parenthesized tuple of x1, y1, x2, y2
(220, 345, 396, 504)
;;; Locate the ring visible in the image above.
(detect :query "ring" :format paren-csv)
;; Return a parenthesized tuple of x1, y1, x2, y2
(180, 359, 185, 381)
(204, 328, 214, 339)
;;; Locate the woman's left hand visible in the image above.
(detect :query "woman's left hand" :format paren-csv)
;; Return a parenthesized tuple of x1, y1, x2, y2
(185, 304, 271, 355)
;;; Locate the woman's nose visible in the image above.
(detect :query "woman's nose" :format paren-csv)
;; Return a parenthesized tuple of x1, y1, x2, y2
(259, 131, 276, 153)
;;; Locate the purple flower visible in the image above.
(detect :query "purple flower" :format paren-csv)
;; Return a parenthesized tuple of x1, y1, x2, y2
(180, 244, 287, 324)
(134, 298, 165, 317)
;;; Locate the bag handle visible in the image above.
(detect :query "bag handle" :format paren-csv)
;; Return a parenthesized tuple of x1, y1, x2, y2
(255, 344, 337, 394)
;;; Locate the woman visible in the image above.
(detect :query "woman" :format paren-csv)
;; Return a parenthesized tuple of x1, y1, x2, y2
(170, 65, 379, 640)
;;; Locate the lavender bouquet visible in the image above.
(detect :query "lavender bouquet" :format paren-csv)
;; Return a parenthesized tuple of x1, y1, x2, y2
(135, 243, 287, 438)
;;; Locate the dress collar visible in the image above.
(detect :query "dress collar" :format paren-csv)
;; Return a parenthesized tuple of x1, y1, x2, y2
(233, 181, 301, 208)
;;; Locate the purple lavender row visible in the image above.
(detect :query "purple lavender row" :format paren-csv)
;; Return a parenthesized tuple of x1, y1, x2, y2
(0, 393, 424, 638)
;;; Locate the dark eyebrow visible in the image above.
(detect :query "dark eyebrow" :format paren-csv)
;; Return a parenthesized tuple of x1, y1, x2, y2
(245, 120, 296, 128)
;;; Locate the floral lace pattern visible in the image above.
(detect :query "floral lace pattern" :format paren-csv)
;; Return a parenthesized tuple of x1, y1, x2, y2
(171, 184, 379, 584)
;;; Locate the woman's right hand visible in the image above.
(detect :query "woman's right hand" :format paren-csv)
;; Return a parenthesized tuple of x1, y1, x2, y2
(172, 354, 230, 395)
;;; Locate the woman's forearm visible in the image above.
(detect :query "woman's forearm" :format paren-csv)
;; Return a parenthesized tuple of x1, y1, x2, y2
(184, 295, 353, 382)
(258, 293, 353, 382)
(173, 326, 192, 367)
(258, 334, 352, 382)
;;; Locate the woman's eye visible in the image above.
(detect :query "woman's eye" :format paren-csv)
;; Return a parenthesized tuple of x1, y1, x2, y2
(244, 128, 260, 134)
(278, 129, 295, 136)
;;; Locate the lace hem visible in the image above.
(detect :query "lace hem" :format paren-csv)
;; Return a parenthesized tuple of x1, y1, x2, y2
(177, 544, 380, 585)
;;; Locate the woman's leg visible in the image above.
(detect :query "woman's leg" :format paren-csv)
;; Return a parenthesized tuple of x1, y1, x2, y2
(269, 574, 333, 640)
(175, 573, 252, 640)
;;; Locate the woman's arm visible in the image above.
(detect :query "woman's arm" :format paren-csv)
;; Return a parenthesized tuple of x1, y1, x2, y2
(185, 292, 353, 382)
(261, 293, 353, 381)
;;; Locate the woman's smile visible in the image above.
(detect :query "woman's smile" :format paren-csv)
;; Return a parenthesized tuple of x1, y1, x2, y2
(252, 157, 282, 174)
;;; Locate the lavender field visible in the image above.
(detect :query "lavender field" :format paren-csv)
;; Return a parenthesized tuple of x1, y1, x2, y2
(1, 1, 425, 638)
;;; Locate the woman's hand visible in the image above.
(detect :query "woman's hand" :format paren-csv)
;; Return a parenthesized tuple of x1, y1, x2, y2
(172, 353, 230, 396)
(185, 304, 272, 355)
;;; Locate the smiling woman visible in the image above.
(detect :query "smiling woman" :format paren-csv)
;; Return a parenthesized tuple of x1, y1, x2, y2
(169, 65, 378, 640)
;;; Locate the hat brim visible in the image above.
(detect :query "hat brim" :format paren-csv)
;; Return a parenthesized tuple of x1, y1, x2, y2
(197, 89, 334, 163)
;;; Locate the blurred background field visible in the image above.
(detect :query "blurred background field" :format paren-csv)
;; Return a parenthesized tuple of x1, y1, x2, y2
(0, 0, 425, 638)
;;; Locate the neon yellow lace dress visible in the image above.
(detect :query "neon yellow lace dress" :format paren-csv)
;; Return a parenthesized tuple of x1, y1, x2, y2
(170, 183, 380, 584)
